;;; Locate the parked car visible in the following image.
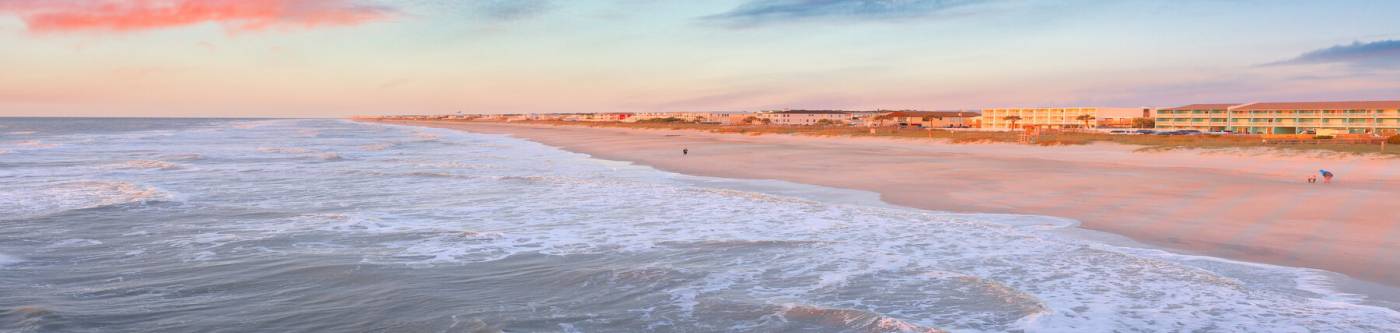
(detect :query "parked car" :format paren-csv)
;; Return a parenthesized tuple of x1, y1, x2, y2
(1135, 129, 1157, 135)
(1108, 130, 1135, 135)
(1176, 130, 1204, 135)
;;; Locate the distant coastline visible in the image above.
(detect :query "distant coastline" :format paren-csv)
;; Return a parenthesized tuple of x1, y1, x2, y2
(379, 118, 1400, 157)
(369, 119, 1400, 294)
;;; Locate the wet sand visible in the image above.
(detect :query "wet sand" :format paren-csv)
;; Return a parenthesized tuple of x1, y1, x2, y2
(382, 120, 1400, 288)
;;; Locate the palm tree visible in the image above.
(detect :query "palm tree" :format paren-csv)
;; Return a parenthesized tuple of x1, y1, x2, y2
(1131, 117, 1155, 129)
(872, 113, 896, 127)
(1075, 114, 1096, 129)
(1002, 115, 1022, 130)
(741, 116, 771, 125)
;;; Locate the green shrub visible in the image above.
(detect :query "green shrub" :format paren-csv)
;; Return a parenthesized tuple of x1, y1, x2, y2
(637, 117, 686, 123)
(1388, 135, 1400, 144)
(1314, 135, 1334, 140)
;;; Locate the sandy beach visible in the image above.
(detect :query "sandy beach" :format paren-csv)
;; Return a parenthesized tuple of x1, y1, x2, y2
(383, 120, 1400, 288)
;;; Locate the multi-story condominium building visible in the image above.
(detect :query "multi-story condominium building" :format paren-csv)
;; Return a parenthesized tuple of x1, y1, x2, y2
(1154, 104, 1236, 132)
(1156, 101, 1400, 135)
(758, 110, 855, 126)
(980, 107, 1150, 129)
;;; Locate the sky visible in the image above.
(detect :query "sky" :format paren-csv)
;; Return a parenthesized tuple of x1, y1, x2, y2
(1, 0, 1399, 117)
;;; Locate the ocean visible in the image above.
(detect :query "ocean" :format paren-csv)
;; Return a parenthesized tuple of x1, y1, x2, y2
(1, 118, 1397, 332)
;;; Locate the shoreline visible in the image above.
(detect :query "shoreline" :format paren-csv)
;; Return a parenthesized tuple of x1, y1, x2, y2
(374, 120, 1400, 291)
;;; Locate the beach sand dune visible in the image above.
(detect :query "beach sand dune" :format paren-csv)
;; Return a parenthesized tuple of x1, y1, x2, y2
(387, 120, 1400, 288)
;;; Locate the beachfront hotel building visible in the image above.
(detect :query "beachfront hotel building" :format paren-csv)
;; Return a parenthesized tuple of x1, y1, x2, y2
(980, 107, 1150, 129)
(867, 111, 981, 128)
(1153, 104, 1235, 132)
(1155, 101, 1400, 135)
(758, 110, 855, 126)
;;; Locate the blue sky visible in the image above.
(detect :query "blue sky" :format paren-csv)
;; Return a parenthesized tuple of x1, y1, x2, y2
(1, 0, 1398, 116)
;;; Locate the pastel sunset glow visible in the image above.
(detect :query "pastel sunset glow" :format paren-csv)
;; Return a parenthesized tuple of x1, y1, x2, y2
(1, 0, 391, 33)
(2, 0, 1399, 117)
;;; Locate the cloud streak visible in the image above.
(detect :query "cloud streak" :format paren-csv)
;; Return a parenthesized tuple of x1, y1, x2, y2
(1271, 39, 1400, 69)
(702, 0, 992, 27)
(0, 0, 393, 34)
(472, 0, 551, 21)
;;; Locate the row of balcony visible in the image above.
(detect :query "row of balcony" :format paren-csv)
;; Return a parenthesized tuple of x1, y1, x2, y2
(1161, 110, 1396, 114)
(1159, 119, 1399, 123)
(1159, 118, 1399, 123)
(1158, 123, 1400, 127)
(1159, 114, 1400, 119)
(1153, 111, 1394, 116)
(1158, 122, 1400, 127)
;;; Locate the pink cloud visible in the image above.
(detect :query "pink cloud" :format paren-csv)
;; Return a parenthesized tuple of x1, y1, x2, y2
(0, 0, 392, 33)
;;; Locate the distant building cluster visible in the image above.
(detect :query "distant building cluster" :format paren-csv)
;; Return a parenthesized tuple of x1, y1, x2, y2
(362, 99, 1400, 136)
(980, 107, 1150, 130)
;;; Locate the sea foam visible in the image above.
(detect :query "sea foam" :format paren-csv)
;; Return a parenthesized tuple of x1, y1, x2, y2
(115, 160, 181, 170)
(0, 181, 173, 220)
(0, 253, 20, 267)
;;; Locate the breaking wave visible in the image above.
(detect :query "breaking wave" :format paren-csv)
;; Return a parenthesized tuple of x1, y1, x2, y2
(360, 143, 394, 151)
(114, 160, 181, 170)
(317, 152, 343, 161)
(256, 147, 314, 154)
(0, 253, 20, 267)
(163, 153, 204, 161)
(775, 304, 947, 333)
(6, 140, 59, 149)
(0, 181, 174, 220)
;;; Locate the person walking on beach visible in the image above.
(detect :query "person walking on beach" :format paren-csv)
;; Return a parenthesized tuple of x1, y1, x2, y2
(682, 148, 688, 156)
(1319, 169, 1334, 184)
